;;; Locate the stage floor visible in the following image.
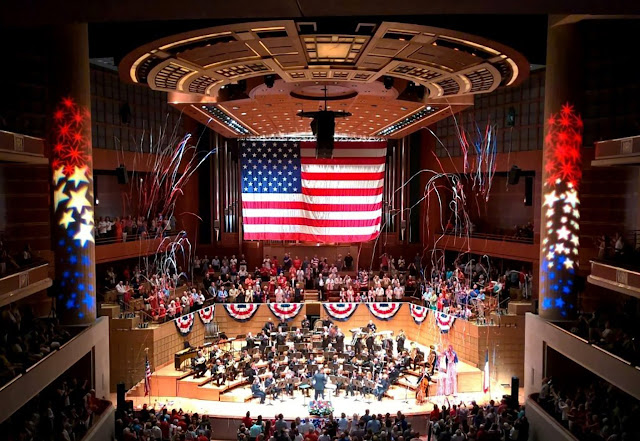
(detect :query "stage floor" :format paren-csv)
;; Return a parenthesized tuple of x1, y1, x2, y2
(126, 390, 487, 419)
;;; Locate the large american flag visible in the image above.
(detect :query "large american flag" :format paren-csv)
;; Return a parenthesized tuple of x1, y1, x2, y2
(241, 140, 386, 242)
(144, 356, 151, 396)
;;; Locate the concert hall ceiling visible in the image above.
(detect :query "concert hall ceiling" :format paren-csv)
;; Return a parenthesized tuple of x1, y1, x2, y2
(120, 20, 529, 139)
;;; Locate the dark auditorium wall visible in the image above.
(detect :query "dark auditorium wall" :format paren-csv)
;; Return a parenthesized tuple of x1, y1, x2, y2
(0, 164, 51, 253)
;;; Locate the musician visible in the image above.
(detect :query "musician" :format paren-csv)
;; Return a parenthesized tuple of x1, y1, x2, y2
(312, 369, 328, 400)
(263, 318, 276, 334)
(354, 334, 364, 355)
(293, 328, 304, 343)
(264, 372, 280, 400)
(267, 346, 277, 361)
(396, 330, 406, 353)
(301, 317, 311, 329)
(213, 359, 226, 386)
(322, 330, 330, 349)
(251, 378, 266, 404)
(415, 367, 432, 404)
(284, 368, 295, 395)
(335, 329, 345, 353)
(326, 343, 336, 354)
(258, 331, 269, 356)
(366, 331, 375, 353)
(374, 374, 390, 401)
(426, 345, 438, 375)
(193, 351, 207, 378)
(366, 320, 377, 333)
(245, 363, 257, 384)
(245, 332, 256, 350)
(276, 329, 287, 347)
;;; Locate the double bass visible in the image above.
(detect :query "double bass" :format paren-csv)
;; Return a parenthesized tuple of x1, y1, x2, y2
(416, 371, 431, 404)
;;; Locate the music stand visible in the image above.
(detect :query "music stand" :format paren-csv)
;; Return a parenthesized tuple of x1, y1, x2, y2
(265, 384, 275, 406)
(353, 379, 362, 402)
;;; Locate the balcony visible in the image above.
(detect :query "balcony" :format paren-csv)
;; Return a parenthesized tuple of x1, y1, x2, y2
(0, 130, 48, 164)
(0, 317, 109, 422)
(95, 236, 172, 263)
(592, 134, 640, 166)
(0, 260, 52, 307)
(526, 394, 578, 441)
(588, 259, 640, 299)
(524, 313, 640, 401)
(438, 229, 538, 262)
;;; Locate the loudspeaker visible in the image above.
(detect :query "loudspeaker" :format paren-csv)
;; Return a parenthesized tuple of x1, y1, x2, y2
(511, 376, 520, 407)
(524, 176, 533, 206)
(312, 111, 336, 157)
(116, 166, 128, 185)
(116, 382, 126, 410)
(184, 341, 191, 349)
(508, 165, 521, 185)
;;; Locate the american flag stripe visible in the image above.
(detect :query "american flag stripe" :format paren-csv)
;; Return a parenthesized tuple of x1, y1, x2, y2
(243, 208, 381, 219)
(301, 179, 384, 189)
(302, 187, 383, 197)
(241, 140, 385, 242)
(243, 217, 382, 227)
(242, 193, 383, 205)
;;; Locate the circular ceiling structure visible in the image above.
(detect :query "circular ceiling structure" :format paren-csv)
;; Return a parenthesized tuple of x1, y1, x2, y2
(120, 20, 529, 138)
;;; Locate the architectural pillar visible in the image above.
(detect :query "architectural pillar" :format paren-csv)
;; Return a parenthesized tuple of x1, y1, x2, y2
(538, 17, 583, 320)
(47, 24, 96, 324)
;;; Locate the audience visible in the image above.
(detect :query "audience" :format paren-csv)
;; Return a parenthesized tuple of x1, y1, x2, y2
(537, 375, 639, 441)
(2, 376, 108, 441)
(0, 303, 72, 386)
(95, 214, 175, 243)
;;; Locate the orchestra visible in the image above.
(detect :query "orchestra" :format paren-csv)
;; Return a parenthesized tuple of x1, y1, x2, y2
(174, 317, 449, 405)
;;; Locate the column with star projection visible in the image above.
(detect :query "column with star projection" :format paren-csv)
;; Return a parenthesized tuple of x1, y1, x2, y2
(538, 18, 583, 321)
(48, 24, 96, 325)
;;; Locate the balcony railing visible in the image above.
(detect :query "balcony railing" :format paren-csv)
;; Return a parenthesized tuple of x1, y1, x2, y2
(440, 229, 535, 244)
(95, 229, 176, 245)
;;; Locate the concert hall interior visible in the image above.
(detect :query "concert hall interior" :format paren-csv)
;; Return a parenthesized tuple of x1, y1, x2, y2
(2, 3, 640, 441)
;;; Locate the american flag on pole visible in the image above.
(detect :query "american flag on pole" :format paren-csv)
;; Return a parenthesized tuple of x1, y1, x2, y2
(144, 356, 151, 396)
(483, 349, 490, 394)
(241, 140, 386, 242)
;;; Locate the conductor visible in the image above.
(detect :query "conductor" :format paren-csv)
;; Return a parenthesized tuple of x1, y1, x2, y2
(312, 369, 328, 400)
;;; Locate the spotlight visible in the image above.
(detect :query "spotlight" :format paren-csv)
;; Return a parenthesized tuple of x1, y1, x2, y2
(383, 76, 394, 90)
(265, 74, 275, 89)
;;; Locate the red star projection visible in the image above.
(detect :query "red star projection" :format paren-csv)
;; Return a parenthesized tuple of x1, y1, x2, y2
(544, 103, 583, 187)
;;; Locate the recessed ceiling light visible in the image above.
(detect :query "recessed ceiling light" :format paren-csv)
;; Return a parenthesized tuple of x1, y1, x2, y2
(241, 112, 247, 115)
(401, 107, 407, 111)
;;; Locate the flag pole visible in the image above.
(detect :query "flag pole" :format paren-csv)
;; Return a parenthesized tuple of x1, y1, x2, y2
(145, 347, 151, 406)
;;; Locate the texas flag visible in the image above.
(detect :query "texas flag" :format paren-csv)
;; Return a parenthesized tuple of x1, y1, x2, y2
(483, 349, 490, 394)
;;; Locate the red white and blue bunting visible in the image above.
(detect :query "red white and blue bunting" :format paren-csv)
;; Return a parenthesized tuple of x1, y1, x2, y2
(409, 304, 429, 324)
(367, 303, 402, 321)
(224, 303, 261, 322)
(323, 303, 359, 321)
(174, 313, 195, 335)
(435, 312, 456, 334)
(269, 303, 304, 322)
(197, 305, 215, 324)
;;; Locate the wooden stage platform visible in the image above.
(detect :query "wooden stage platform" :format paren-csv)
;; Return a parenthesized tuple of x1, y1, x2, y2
(130, 358, 483, 406)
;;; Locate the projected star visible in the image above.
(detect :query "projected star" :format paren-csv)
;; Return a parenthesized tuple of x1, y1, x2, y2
(565, 190, 579, 207)
(73, 223, 94, 247)
(59, 210, 75, 229)
(81, 210, 94, 224)
(570, 235, 580, 246)
(68, 187, 91, 213)
(563, 258, 574, 269)
(53, 166, 66, 185)
(557, 226, 571, 241)
(67, 166, 90, 188)
(54, 186, 69, 210)
(543, 190, 559, 207)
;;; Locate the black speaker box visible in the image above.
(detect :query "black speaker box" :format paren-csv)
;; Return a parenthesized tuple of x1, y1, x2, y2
(116, 166, 128, 185)
(116, 382, 126, 410)
(511, 376, 520, 407)
(508, 165, 521, 185)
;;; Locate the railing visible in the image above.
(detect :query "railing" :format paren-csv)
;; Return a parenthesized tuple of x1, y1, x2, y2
(440, 229, 535, 244)
(95, 229, 176, 245)
(0, 257, 49, 280)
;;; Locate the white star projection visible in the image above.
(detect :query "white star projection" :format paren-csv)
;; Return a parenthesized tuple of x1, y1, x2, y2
(52, 164, 94, 248)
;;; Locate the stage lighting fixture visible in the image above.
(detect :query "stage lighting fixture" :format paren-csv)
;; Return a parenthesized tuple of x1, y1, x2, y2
(397, 81, 426, 102)
(297, 86, 351, 158)
(383, 76, 394, 90)
(264, 74, 275, 88)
